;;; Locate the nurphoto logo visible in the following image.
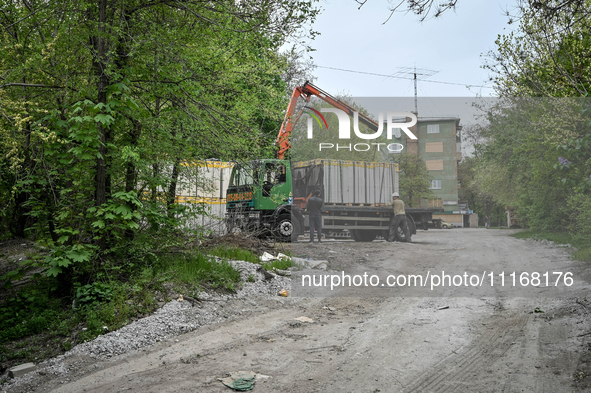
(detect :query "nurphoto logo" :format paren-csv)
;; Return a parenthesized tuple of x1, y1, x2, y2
(306, 108, 418, 153)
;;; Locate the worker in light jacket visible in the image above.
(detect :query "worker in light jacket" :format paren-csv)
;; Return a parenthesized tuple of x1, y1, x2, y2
(388, 192, 411, 243)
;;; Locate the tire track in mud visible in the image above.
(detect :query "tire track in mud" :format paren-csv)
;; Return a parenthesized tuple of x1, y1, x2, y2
(402, 313, 529, 392)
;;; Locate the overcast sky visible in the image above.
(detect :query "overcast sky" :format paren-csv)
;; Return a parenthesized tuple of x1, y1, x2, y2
(307, 0, 516, 97)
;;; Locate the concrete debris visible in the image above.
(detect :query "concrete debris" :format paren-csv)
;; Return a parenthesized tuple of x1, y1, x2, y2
(294, 316, 314, 323)
(291, 257, 328, 270)
(9, 363, 37, 378)
(260, 252, 290, 262)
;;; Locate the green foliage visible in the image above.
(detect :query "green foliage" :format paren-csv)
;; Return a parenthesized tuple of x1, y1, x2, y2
(75, 282, 114, 307)
(261, 258, 292, 271)
(554, 130, 591, 193)
(476, 2, 591, 235)
(0, 288, 61, 342)
(392, 154, 433, 207)
(206, 246, 259, 264)
(566, 192, 591, 243)
(466, 98, 589, 231)
(156, 252, 242, 292)
(43, 243, 97, 277)
(458, 157, 505, 226)
(0, 0, 316, 366)
(512, 229, 591, 262)
(486, 2, 591, 96)
(0, 0, 320, 291)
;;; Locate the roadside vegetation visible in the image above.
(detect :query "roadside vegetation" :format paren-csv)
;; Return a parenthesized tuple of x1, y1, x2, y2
(512, 231, 591, 263)
(0, 239, 285, 371)
(456, 1, 591, 243)
(0, 0, 312, 374)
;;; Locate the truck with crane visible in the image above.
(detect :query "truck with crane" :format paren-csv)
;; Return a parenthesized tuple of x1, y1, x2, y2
(225, 82, 442, 242)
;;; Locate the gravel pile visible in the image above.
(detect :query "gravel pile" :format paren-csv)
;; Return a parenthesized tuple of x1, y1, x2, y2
(230, 258, 291, 298)
(2, 257, 294, 391)
(67, 258, 291, 359)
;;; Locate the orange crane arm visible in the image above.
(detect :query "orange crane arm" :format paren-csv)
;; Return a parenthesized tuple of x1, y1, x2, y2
(275, 82, 380, 159)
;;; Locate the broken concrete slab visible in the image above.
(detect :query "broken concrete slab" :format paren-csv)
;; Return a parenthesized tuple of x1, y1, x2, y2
(9, 362, 37, 378)
(291, 257, 328, 270)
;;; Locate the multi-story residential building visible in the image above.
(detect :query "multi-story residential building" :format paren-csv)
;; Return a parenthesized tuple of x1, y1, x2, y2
(414, 118, 474, 227)
(388, 116, 475, 227)
(415, 118, 462, 209)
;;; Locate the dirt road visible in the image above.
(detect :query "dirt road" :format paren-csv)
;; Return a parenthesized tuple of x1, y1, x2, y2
(11, 229, 591, 392)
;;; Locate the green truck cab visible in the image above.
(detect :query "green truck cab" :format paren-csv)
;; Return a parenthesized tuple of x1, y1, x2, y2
(226, 159, 302, 241)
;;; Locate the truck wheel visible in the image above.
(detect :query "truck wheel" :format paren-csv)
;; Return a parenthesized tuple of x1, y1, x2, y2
(394, 226, 408, 242)
(351, 230, 378, 242)
(275, 215, 294, 242)
(394, 219, 416, 241)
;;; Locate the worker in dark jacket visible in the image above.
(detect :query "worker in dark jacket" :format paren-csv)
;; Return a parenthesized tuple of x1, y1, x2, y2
(388, 192, 411, 242)
(307, 189, 323, 243)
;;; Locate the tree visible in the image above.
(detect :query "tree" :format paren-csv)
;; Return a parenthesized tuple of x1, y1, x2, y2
(458, 157, 506, 227)
(0, 0, 320, 283)
(357, 0, 591, 23)
(484, 1, 591, 96)
(470, 0, 591, 231)
(355, 0, 459, 21)
(392, 154, 432, 207)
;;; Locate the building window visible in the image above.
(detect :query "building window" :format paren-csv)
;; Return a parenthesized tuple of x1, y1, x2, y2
(390, 127, 402, 138)
(426, 159, 444, 170)
(430, 180, 442, 189)
(429, 198, 442, 207)
(425, 142, 443, 153)
(427, 124, 440, 134)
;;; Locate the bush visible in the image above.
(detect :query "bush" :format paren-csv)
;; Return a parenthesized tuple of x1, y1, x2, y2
(567, 192, 591, 243)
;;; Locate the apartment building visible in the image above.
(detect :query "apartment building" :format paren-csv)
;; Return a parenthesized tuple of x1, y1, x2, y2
(389, 116, 474, 227)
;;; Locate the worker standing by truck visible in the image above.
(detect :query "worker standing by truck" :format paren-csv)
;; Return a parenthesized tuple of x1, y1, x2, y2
(307, 189, 324, 243)
(388, 192, 411, 243)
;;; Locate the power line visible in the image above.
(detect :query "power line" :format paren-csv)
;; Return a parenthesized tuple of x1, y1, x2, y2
(316, 65, 493, 89)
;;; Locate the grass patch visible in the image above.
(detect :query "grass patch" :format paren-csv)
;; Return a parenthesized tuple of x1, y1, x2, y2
(261, 259, 292, 271)
(574, 247, 591, 262)
(205, 245, 259, 264)
(511, 230, 591, 262)
(203, 244, 292, 271)
(157, 252, 242, 292)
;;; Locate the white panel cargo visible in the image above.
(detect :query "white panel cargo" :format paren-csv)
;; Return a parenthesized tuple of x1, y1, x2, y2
(176, 160, 234, 234)
(177, 160, 233, 200)
(293, 159, 398, 205)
